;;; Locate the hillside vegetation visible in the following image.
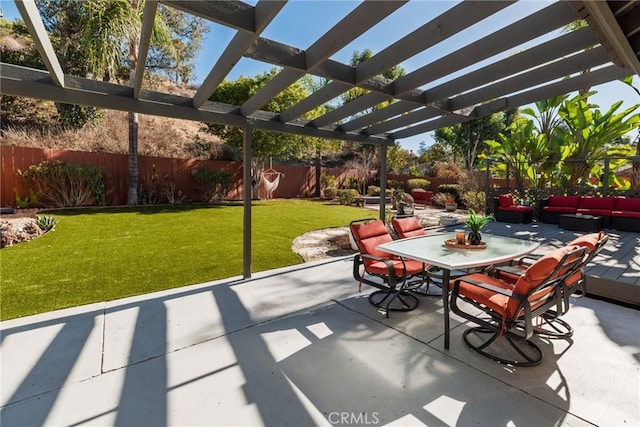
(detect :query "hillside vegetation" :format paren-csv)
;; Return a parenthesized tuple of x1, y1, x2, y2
(0, 17, 228, 160)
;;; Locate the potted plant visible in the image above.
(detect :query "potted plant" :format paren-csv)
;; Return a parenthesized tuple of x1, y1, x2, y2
(445, 197, 457, 212)
(464, 210, 494, 245)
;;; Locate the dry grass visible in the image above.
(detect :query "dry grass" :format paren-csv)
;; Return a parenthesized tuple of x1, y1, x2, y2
(1, 109, 228, 160)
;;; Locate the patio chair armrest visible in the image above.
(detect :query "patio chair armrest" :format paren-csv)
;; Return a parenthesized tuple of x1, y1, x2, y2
(508, 254, 540, 266)
(359, 253, 398, 288)
(452, 277, 515, 298)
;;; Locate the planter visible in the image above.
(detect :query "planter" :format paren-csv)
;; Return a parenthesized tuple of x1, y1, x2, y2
(440, 215, 459, 226)
(445, 204, 457, 212)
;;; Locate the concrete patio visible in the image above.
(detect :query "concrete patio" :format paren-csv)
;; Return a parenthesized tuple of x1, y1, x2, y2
(1, 227, 638, 426)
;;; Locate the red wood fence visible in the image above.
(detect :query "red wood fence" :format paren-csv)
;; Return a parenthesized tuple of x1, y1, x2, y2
(0, 146, 365, 207)
(0, 146, 519, 208)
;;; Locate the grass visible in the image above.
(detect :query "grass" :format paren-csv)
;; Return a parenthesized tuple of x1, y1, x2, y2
(0, 200, 369, 320)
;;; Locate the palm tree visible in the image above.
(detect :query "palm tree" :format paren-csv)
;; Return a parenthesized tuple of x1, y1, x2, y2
(81, 0, 174, 205)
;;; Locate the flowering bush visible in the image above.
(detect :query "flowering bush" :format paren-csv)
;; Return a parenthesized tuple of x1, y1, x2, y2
(433, 192, 456, 208)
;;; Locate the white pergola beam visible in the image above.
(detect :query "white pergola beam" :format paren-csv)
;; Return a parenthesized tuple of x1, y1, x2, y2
(580, 0, 640, 76)
(193, 0, 286, 109)
(14, 0, 64, 87)
(133, 0, 158, 99)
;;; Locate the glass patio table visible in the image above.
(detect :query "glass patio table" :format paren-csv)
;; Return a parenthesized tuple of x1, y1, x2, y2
(377, 233, 540, 349)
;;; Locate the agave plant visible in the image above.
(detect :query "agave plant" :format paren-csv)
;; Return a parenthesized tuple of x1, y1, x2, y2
(36, 215, 57, 232)
(464, 210, 494, 245)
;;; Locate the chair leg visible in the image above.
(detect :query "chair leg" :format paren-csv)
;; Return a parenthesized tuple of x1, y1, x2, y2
(462, 327, 543, 367)
(534, 313, 574, 339)
(368, 289, 418, 317)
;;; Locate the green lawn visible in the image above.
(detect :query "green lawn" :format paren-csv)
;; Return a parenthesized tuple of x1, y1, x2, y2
(1, 200, 369, 320)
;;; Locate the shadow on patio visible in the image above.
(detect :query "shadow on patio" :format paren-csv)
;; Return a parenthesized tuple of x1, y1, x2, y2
(1, 230, 638, 426)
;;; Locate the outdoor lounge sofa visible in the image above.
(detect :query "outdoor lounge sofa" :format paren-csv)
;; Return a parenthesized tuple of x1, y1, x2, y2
(538, 195, 640, 230)
(411, 189, 433, 208)
(493, 194, 534, 223)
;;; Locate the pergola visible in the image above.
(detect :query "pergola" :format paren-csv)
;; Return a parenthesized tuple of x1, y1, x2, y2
(2, 0, 639, 278)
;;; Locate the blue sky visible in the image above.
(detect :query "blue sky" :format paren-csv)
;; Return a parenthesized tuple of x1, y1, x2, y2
(2, 0, 638, 153)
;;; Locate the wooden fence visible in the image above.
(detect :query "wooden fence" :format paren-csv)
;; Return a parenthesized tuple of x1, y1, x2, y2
(0, 146, 365, 207)
(0, 146, 521, 208)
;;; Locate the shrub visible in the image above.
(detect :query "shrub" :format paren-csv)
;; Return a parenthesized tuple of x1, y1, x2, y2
(430, 162, 463, 178)
(19, 160, 105, 207)
(162, 177, 185, 204)
(367, 185, 380, 196)
(320, 173, 336, 189)
(408, 165, 423, 178)
(56, 103, 103, 130)
(462, 191, 486, 213)
(192, 168, 232, 202)
(433, 192, 456, 208)
(13, 190, 39, 209)
(337, 189, 358, 205)
(344, 176, 361, 191)
(139, 164, 161, 205)
(324, 186, 337, 200)
(406, 178, 430, 190)
(387, 180, 404, 191)
(438, 184, 462, 204)
(458, 170, 484, 192)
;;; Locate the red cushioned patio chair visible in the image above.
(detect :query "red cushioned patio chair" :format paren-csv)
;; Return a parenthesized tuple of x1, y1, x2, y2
(350, 218, 425, 316)
(492, 232, 607, 338)
(391, 215, 426, 239)
(449, 245, 587, 366)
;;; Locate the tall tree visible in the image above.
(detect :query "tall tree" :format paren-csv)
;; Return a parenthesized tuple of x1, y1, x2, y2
(433, 112, 511, 171)
(205, 69, 317, 197)
(36, 0, 206, 204)
(416, 141, 451, 164)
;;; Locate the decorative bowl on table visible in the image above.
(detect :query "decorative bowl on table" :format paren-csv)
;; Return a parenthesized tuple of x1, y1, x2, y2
(444, 239, 487, 249)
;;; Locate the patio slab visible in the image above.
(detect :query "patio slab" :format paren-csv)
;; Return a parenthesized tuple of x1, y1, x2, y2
(1, 257, 638, 426)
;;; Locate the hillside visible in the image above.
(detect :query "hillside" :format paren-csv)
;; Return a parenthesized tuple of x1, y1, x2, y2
(0, 18, 228, 161)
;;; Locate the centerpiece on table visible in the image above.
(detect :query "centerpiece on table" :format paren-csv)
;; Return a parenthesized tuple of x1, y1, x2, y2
(464, 210, 494, 245)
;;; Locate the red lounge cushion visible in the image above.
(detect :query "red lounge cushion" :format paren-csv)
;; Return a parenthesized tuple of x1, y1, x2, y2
(611, 210, 640, 219)
(548, 195, 580, 208)
(498, 194, 515, 208)
(615, 197, 640, 212)
(579, 196, 615, 210)
(576, 208, 613, 216)
(499, 205, 533, 212)
(543, 206, 577, 214)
